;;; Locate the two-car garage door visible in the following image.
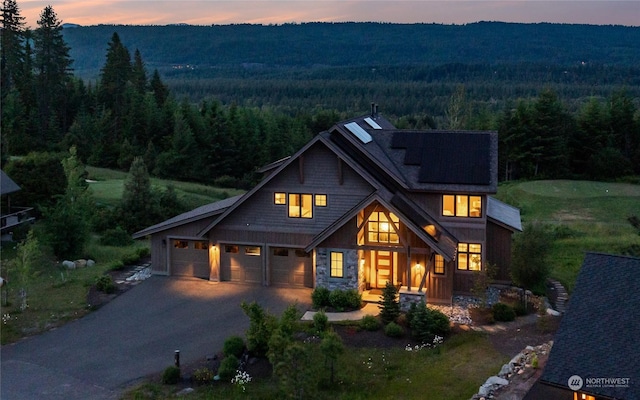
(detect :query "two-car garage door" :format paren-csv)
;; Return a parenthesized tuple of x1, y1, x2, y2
(220, 244, 313, 287)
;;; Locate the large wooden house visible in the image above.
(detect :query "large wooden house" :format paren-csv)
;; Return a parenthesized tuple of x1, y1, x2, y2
(134, 110, 522, 306)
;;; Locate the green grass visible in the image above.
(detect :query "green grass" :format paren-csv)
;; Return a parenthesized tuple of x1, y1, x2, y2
(0, 235, 149, 345)
(123, 331, 505, 400)
(496, 180, 640, 292)
(86, 166, 245, 209)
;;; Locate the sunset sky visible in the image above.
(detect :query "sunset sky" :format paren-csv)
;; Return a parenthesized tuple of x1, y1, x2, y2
(18, 1, 640, 28)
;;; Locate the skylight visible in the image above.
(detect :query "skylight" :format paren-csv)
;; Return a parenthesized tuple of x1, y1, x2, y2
(364, 117, 382, 129)
(344, 122, 372, 144)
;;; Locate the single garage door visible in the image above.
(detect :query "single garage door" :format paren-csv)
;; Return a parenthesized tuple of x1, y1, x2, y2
(220, 244, 263, 284)
(170, 239, 210, 278)
(270, 247, 313, 288)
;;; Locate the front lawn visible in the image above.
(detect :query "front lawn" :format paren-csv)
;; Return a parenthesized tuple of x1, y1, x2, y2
(123, 330, 506, 400)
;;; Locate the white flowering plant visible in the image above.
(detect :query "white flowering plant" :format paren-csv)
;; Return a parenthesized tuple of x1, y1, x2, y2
(231, 369, 252, 392)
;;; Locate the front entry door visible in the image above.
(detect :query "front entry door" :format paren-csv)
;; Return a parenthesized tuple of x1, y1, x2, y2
(375, 251, 393, 288)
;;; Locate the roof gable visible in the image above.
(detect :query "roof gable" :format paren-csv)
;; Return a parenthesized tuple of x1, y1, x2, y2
(487, 196, 523, 232)
(1, 170, 21, 196)
(540, 253, 640, 399)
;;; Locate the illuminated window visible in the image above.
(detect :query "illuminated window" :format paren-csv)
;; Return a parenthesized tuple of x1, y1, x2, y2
(434, 254, 445, 275)
(330, 251, 344, 278)
(442, 195, 482, 218)
(174, 240, 188, 249)
(315, 194, 327, 207)
(194, 241, 208, 250)
(245, 246, 261, 256)
(288, 193, 313, 218)
(457, 243, 482, 271)
(368, 211, 399, 244)
(274, 192, 286, 205)
(573, 394, 596, 400)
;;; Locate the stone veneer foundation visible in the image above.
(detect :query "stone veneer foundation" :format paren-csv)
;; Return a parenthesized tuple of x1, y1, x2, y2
(315, 248, 359, 291)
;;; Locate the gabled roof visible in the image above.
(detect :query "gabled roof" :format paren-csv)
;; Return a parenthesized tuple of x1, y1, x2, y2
(1, 170, 21, 196)
(487, 196, 523, 232)
(540, 253, 640, 400)
(132, 194, 242, 239)
(197, 132, 384, 237)
(305, 188, 458, 261)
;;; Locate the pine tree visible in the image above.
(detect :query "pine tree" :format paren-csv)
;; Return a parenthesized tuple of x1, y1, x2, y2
(33, 5, 73, 148)
(1, 0, 26, 93)
(98, 32, 132, 111)
(119, 157, 154, 233)
(378, 281, 400, 324)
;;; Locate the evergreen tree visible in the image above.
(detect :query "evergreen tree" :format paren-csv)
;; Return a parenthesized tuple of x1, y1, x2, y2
(43, 147, 93, 259)
(119, 157, 154, 233)
(378, 281, 400, 324)
(320, 329, 344, 385)
(1, 0, 26, 93)
(149, 69, 168, 106)
(131, 48, 147, 94)
(98, 32, 132, 111)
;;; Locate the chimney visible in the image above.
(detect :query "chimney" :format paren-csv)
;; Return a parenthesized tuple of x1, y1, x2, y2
(371, 102, 375, 118)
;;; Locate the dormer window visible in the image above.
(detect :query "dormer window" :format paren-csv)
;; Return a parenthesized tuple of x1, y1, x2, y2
(442, 195, 482, 218)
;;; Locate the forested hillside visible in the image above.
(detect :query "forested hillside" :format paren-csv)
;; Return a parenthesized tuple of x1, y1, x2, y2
(2, 3, 640, 198)
(63, 22, 640, 74)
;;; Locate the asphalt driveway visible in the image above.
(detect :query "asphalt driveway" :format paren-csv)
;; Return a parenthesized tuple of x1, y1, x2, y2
(1, 277, 312, 400)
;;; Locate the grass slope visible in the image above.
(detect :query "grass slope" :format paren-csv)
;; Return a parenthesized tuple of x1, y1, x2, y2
(496, 180, 640, 291)
(87, 166, 244, 210)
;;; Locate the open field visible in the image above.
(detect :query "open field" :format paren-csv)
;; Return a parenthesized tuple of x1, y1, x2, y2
(496, 180, 640, 291)
(86, 166, 244, 210)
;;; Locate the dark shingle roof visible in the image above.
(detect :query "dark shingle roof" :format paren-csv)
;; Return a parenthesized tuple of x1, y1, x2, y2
(1, 170, 21, 196)
(540, 253, 640, 400)
(132, 194, 242, 238)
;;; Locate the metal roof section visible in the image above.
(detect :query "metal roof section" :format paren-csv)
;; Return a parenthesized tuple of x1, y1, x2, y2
(1, 170, 21, 196)
(344, 122, 373, 144)
(364, 117, 382, 129)
(487, 196, 523, 232)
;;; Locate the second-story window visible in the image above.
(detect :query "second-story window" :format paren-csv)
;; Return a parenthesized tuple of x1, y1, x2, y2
(442, 195, 482, 218)
(368, 211, 400, 244)
(288, 193, 313, 218)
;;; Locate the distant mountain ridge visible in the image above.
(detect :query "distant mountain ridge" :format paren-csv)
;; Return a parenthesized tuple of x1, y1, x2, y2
(62, 22, 640, 78)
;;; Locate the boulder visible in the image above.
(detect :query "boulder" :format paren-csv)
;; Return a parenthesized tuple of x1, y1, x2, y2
(87, 259, 96, 267)
(74, 259, 87, 268)
(62, 260, 75, 269)
(485, 375, 509, 386)
(499, 363, 512, 377)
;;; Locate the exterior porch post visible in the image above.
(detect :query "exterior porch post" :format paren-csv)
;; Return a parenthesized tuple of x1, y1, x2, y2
(406, 246, 411, 291)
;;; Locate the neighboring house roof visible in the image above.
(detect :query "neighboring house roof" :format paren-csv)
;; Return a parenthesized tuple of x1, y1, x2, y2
(132, 194, 243, 239)
(539, 253, 640, 400)
(487, 196, 523, 232)
(0, 170, 21, 196)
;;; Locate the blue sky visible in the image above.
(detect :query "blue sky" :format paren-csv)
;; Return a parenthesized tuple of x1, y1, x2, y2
(20, 1, 640, 27)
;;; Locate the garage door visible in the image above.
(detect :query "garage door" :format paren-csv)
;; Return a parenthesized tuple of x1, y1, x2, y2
(220, 244, 263, 284)
(170, 239, 210, 278)
(270, 247, 313, 288)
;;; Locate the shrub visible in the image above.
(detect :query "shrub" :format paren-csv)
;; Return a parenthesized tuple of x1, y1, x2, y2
(378, 281, 400, 324)
(311, 287, 331, 309)
(108, 260, 125, 271)
(384, 321, 403, 337)
(223, 335, 245, 358)
(161, 366, 180, 384)
(511, 222, 552, 290)
(410, 302, 451, 342)
(360, 315, 381, 331)
(95, 275, 116, 294)
(99, 227, 134, 246)
(137, 246, 150, 259)
(313, 310, 329, 334)
(329, 289, 349, 311)
(121, 251, 142, 266)
(193, 367, 215, 385)
(344, 289, 362, 310)
(492, 302, 516, 322)
(240, 301, 277, 357)
(218, 355, 239, 381)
